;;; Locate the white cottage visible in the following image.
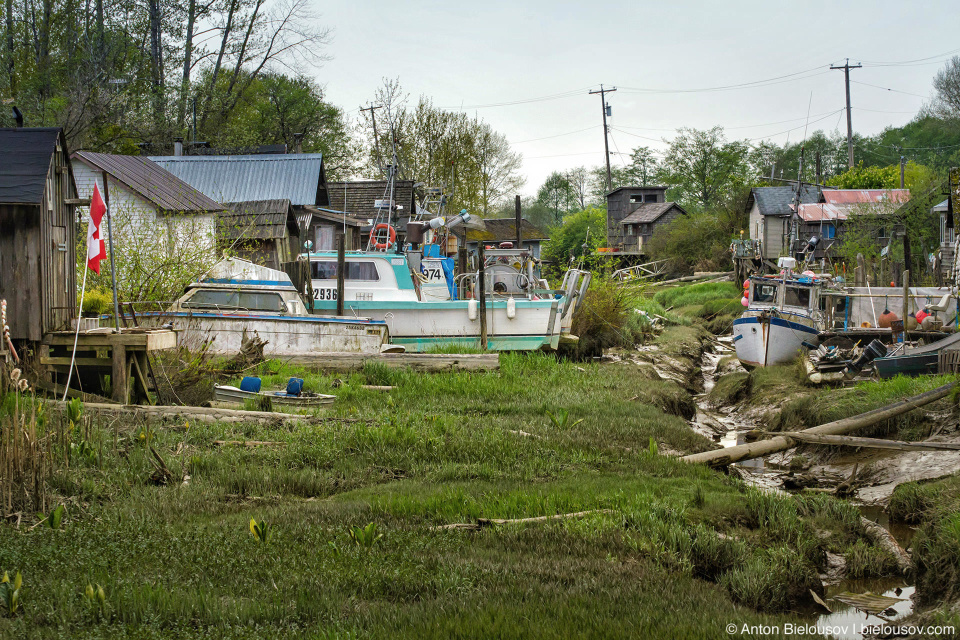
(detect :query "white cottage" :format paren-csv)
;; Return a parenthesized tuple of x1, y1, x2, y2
(71, 151, 224, 300)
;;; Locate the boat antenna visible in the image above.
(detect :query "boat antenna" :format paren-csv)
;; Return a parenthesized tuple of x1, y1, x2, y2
(789, 93, 814, 262)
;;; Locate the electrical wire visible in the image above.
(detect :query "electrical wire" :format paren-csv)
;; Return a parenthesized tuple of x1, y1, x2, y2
(850, 80, 929, 99)
(511, 125, 599, 144)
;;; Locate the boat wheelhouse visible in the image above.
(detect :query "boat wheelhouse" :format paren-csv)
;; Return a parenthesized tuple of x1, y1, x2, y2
(304, 250, 589, 352)
(140, 258, 389, 356)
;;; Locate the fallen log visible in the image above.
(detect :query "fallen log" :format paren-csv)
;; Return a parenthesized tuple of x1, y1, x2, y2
(361, 385, 394, 392)
(763, 431, 960, 452)
(434, 509, 615, 531)
(55, 401, 324, 424)
(860, 517, 912, 575)
(280, 353, 500, 373)
(214, 440, 286, 447)
(682, 382, 957, 467)
(655, 271, 734, 286)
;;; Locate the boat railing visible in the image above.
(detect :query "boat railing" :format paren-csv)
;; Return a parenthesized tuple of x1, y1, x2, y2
(454, 272, 538, 300)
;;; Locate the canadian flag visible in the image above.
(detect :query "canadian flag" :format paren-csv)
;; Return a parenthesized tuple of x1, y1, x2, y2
(87, 183, 108, 274)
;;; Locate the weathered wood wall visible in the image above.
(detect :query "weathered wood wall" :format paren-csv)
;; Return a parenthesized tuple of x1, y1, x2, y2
(0, 141, 77, 341)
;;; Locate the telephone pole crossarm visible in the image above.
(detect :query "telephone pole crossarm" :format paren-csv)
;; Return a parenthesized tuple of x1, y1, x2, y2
(830, 59, 862, 168)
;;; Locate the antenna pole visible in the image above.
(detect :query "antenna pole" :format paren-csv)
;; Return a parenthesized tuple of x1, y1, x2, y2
(360, 103, 385, 175)
(830, 58, 862, 168)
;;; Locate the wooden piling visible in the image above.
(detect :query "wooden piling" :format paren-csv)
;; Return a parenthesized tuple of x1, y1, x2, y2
(336, 231, 345, 316)
(478, 244, 487, 350)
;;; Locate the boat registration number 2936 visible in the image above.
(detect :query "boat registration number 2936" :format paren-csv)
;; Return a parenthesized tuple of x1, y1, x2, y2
(313, 288, 337, 300)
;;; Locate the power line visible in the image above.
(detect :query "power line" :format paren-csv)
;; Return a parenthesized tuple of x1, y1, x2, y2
(859, 47, 960, 67)
(440, 87, 595, 110)
(618, 67, 830, 94)
(511, 125, 599, 144)
(850, 80, 929, 99)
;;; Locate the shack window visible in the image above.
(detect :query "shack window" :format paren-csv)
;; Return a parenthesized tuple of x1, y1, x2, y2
(784, 286, 811, 308)
(312, 261, 380, 281)
(752, 283, 777, 303)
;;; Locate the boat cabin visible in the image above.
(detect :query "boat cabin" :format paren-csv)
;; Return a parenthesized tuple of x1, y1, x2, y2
(748, 275, 849, 331)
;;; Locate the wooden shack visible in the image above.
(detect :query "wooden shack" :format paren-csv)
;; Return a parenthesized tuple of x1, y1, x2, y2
(0, 128, 78, 342)
(219, 200, 301, 269)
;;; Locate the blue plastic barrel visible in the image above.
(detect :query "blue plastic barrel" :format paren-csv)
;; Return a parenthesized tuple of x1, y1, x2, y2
(286, 378, 304, 396)
(240, 377, 262, 393)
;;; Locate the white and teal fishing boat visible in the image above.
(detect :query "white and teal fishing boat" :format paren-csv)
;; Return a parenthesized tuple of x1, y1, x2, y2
(303, 249, 590, 352)
(140, 258, 389, 356)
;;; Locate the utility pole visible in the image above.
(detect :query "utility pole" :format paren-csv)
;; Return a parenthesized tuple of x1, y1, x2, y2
(360, 103, 384, 175)
(900, 155, 906, 189)
(589, 85, 616, 194)
(830, 58, 862, 168)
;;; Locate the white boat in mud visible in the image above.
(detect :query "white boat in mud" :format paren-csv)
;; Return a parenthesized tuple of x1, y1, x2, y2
(140, 258, 389, 356)
(303, 249, 590, 352)
(733, 272, 825, 368)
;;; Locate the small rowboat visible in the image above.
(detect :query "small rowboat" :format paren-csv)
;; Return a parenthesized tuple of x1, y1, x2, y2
(213, 384, 335, 407)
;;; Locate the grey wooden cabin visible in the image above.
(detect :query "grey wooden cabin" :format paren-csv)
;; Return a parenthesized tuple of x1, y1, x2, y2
(605, 186, 686, 253)
(0, 128, 78, 341)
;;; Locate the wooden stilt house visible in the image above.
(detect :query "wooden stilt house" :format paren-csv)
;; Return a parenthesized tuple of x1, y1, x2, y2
(0, 128, 78, 342)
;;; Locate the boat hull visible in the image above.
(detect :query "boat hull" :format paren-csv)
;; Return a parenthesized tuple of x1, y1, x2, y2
(214, 385, 335, 406)
(733, 312, 819, 368)
(874, 353, 939, 378)
(311, 299, 561, 352)
(140, 312, 388, 356)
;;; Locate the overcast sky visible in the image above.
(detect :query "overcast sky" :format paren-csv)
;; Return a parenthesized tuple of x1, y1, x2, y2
(311, 0, 960, 196)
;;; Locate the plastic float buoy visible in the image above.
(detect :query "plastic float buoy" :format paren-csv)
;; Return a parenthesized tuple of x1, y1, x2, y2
(741, 296, 749, 307)
(468, 298, 478, 321)
(506, 296, 516, 319)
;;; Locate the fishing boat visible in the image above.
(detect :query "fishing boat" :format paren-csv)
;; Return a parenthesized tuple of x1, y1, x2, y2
(733, 261, 829, 368)
(140, 257, 389, 356)
(303, 247, 590, 352)
(873, 331, 960, 378)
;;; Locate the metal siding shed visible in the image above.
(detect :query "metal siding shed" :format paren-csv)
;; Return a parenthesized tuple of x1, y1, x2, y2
(149, 154, 326, 206)
(74, 151, 223, 213)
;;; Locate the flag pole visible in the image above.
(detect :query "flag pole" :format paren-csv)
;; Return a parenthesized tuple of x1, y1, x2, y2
(102, 171, 121, 332)
(61, 263, 88, 402)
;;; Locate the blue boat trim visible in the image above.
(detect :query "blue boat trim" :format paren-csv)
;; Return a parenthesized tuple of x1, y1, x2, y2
(202, 278, 295, 287)
(732, 315, 819, 335)
(732, 334, 743, 342)
(137, 311, 387, 326)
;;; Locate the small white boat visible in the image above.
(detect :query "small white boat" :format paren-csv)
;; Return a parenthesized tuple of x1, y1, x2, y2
(213, 384, 335, 407)
(733, 273, 825, 368)
(139, 258, 390, 356)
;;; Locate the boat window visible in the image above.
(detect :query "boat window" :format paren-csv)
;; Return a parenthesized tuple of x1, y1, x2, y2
(183, 289, 286, 312)
(238, 292, 287, 312)
(784, 286, 810, 308)
(312, 261, 380, 281)
(183, 289, 239, 309)
(752, 283, 777, 303)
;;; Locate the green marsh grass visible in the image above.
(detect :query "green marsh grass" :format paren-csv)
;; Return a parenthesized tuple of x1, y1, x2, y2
(0, 352, 893, 638)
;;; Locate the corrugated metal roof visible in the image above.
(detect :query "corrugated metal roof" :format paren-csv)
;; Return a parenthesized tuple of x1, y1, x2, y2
(0, 128, 62, 205)
(75, 151, 222, 213)
(149, 154, 324, 205)
(466, 218, 549, 243)
(220, 200, 299, 240)
(821, 189, 910, 204)
(304, 206, 365, 227)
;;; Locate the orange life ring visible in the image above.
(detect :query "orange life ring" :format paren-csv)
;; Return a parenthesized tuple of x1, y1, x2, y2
(369, 223, 396, 250)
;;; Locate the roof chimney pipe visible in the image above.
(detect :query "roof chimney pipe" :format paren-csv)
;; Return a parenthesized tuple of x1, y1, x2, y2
(293, 133, 304, 154)
(173, 137, 184, 156)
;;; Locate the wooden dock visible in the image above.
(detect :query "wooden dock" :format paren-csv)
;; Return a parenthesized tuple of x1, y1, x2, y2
(283, 352, 500, 373)
(41, 328, 176, 404)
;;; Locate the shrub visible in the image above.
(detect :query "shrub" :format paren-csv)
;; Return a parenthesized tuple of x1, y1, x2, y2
(565, 279, 645, 359)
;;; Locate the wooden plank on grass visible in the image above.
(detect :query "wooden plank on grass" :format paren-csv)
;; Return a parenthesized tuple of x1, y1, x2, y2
(284, 353, 500, 372)
(769, 431, 960, 452)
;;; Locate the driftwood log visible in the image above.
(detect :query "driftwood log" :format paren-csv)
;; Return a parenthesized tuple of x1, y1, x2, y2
(434, 509, 615, 532)
(764, 431, 960, 452)
(860, 517, 912, 575)
(683, 382, 957, 467)
(51, 401, 371, 425)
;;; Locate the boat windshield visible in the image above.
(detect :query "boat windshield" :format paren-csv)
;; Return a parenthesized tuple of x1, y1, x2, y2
(183, 289, 287, 312)
(752, 282, 777, 304)
(783, 286, 811, 308)
(312, 261, 380, 281)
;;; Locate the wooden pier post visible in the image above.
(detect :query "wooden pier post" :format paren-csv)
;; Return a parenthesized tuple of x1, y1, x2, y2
(336, 231, 345, 316)
(110, 338, 128, 404)
(478, 244, 487, 350)
(902, 270, 910, 329)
